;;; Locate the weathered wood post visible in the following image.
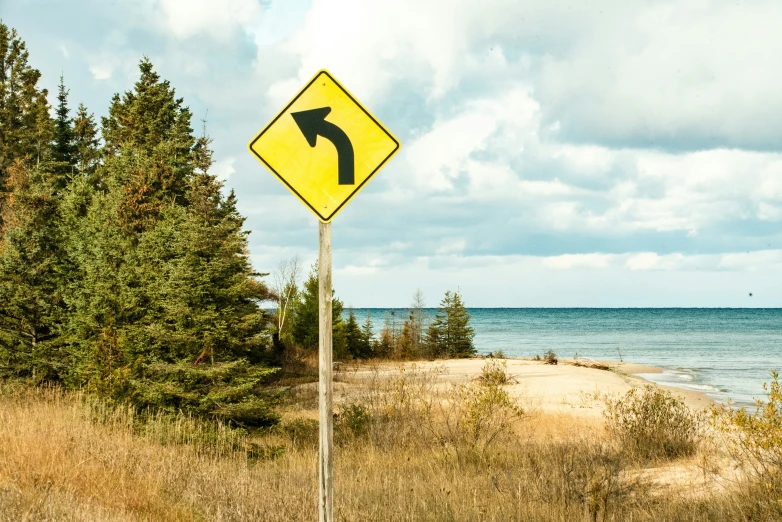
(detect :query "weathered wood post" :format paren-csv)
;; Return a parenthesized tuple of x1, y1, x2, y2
(318, 221, 333, 522)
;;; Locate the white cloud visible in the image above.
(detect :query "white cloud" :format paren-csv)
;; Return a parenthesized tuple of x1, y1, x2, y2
(331, 250, 782, 307)
(757, 202, 782, 221)
(88, 61, 113, 80)
(338, 265, 381, 276)
(273, 0, 541, 104)
(625, 252, 699, 271)
(267, 1, 782, 151)
(537, 1, 782, 149)
(156, 0, 263, 41)
(553, 144, 615, 175)
(543, 253, 614, 270)
(86, 49, 140, 83)
(436, 239, 467, 255)
(212, 157, 236, 182)
(403, 86, 540, 195)
(718, 250, 782, 272)
(393, 77, 782, 239)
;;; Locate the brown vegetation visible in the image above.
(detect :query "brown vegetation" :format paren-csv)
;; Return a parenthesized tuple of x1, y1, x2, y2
(0, 365, 780, 521)
(570, 360, 611, 371)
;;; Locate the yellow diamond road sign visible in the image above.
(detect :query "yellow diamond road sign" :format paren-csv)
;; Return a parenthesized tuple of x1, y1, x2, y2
(248, 70, 400, 222)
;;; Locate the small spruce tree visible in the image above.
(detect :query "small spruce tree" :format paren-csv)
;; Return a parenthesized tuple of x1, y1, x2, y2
(290, 264, 345, 354)
(359, 311, 375, 358)
(51, 75, 76, 184)
(426, 290, 475, 358)
(71, 103, 100, 176)
(344, 308, 362, 359)
(445, 290, 475, 357)
(377, 325, 392, 358)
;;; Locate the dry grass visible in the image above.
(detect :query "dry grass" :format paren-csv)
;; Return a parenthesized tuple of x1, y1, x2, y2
(0, 364, 780, 521)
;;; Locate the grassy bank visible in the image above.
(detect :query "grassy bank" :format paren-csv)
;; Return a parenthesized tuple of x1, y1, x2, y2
(0, 361, 780, 521)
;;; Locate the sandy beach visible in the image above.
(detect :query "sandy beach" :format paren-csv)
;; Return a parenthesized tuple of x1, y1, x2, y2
(338, 357, 714, 421)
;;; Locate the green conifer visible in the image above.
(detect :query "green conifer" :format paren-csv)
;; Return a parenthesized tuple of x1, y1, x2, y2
(426, 290, 475, 358)
(101, 58, 195, 233)
(51, 75, 76, 184)
(344, 309, 363, 359)
(359, 311, 375, 358)
(445, 290, 475, 357)
(0, 162, 66, 381)
(290, 265, 345, 356)
(57, 60, 279, 424)
(71, 103, 100, 176)
(0, 22, 52, 192)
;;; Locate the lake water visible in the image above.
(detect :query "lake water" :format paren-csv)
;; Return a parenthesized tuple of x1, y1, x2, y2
(346, 308, 782, 408)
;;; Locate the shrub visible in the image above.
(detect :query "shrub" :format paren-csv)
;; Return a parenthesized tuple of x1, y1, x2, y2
(426, 381, 524, 465)
(246, 442, 286, 461)
(494, 350, 506, 359)
(338, 402, 372, 438)
(477, 359, 515, 387)
(266, 417, 319, 448)
(336, 364, 444, 449)
(603, 385, 702, 461)
(544, 349, 558, 365)
(334, 364, 524, 463)
(713, 371, 782, 486)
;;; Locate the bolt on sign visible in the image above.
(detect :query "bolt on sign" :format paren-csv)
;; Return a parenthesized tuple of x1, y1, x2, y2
(248, 70, 400, 222)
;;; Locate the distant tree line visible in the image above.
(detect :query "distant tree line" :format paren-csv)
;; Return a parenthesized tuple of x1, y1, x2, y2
(271, 258, 475, 361)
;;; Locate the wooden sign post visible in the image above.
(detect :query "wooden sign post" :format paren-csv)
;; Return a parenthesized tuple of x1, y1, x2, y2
(318, 221, 333, 521)
(248, 70, 400, 521)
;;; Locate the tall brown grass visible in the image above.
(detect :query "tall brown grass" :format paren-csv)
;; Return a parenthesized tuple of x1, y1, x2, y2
(0, 364, 780, 521)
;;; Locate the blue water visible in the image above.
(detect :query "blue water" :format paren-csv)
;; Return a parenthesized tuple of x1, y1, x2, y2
(344, 308, 782, 408)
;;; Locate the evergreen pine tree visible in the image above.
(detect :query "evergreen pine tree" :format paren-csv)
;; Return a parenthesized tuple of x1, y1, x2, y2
(51, 75, 76, 184)
(126, 172, 278, 425)
(100, 58, 195, 233)
(359, 311, 375, 358)
(0, 23, 62, 379)
(445, 290, 475, 357)
(71, 103, 100, 176)
(58, 59, 280, 425)
(0, 162, 66, 381)
(31, 88, 54, 169)
(290, 265, 345, 353)
(344, 308, 362, 359)
(396, 315, 415, 359)
(426, 290, 475, 358)
(426, 305, 447, 357)
(58, 159, 146, 392)
(377, 324, 393, 359)
(0, 22, 53, 196)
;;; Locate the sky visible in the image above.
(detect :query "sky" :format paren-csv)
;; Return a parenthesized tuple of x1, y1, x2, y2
(4, 0, 782, 307)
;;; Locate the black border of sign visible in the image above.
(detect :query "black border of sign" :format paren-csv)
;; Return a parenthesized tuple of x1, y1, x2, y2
(247, 70, 401, 223)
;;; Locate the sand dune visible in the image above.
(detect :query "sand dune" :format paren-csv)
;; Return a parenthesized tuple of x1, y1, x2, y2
(338, 357, 714, 421)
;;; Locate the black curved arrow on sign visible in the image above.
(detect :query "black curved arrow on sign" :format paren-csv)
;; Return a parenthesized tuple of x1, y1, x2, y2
(291, 107, 355, 185)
